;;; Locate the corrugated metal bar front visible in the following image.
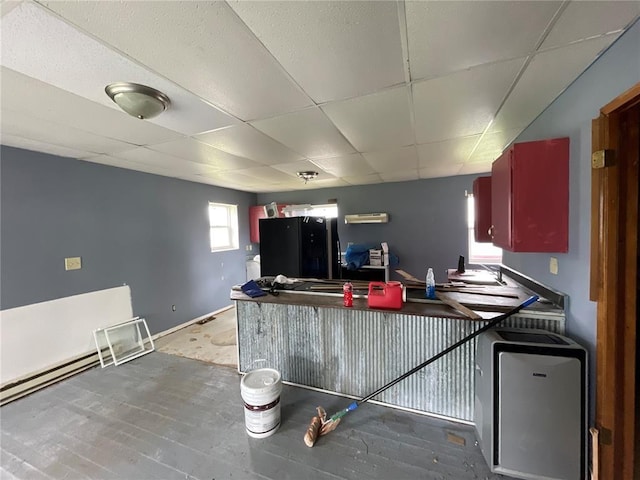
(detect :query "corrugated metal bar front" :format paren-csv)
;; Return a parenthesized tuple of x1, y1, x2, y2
(236, 301, 565, 422)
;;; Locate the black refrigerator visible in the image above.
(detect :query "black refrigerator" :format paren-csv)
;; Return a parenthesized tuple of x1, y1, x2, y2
(259, 216, 340, 279)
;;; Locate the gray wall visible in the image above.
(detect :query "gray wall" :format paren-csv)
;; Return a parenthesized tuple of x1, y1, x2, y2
(258, 174, 477, 284)
(0, 147, 256, 334)
(507, 19, 639, 353)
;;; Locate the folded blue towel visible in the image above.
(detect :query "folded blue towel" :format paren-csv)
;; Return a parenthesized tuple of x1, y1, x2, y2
(241, 280, 267, 298)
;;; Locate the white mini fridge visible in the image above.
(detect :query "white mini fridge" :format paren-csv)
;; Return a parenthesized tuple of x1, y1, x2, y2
(474, 328, 587, 480)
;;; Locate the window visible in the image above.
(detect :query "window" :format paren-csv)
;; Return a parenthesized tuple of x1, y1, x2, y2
(209, 202, 239, 252)
(281, 203, 338, 218)
(467, 195, 502, 265)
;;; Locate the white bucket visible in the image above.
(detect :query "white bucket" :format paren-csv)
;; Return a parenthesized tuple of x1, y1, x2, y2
(240, 368, 282, 438)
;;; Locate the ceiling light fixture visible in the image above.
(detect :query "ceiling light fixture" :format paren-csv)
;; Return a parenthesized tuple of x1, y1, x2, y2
(105, 82, 170, 120)
(296, 171, 319, 184)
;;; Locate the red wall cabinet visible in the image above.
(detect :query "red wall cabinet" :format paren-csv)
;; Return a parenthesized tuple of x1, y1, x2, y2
(490, 137, 569, 252)
(249, 204, 286, 243)
(473, 176, 492, 242)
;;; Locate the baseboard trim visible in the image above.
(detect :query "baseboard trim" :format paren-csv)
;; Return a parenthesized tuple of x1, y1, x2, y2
(1, 305, 235, 406)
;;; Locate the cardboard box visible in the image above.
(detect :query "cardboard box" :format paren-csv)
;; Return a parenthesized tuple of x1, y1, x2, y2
(370, 242, 390, 266)
(369, 249, 383, 266)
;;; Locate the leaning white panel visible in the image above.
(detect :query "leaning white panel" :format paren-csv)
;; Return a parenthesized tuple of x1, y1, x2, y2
(93, 317, 154, 368)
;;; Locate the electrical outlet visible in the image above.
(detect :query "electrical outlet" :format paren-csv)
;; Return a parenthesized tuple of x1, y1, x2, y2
(65, 257, 82, 271)
(549, 257, 558, 275)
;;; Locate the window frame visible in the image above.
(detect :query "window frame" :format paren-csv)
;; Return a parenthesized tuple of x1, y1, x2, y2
(208, 202, 239, 253)
(466, 194, 502, 265)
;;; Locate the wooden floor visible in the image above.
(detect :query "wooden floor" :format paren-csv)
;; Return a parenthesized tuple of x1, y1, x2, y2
(1, 352, 513, 479)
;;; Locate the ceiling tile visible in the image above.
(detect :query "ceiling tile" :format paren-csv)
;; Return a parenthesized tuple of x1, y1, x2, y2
(83, 154, 176, 178)
(413, 58, 524, 144)
(379, 170, 420, 183)
(270, 160, 330, 177)
(39, 1, 313, 121)
(458, 162, 492, 176)
(195, 124, 303, 166)
(541, 1, 640, 49)
(321, 86, 413, 152)
(2, 2, 239, 135)
(406, 1, 561, 80)
(250, 107, 355, 159)
(419, 164, 463, 180)
(1, 133, 93, 160)
(344, 173, 384, 185)
(112, 147, 219, 176)
(1, 67, 184, 147)
(310, 154, 376, 177)
(1, 1, 22, 17)
(417, 136, 480, 169)
(233, 166, 297, 183)
(228, 1, 405, 103)
(148, 138, 262, 171)
(490, 33, 620, 133)
(467, 129, 522, 164)
(362, 145, 418, 173)
(202, 170, 275, 188)
(2, 109, 135, 155)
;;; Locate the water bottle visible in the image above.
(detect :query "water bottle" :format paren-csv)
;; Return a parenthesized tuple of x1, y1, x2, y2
(425, 268, 436, 299)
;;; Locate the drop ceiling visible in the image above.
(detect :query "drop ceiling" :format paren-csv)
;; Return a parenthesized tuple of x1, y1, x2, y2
(1, 1, 638, 193)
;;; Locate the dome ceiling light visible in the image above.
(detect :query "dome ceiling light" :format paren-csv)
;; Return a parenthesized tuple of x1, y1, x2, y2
(105, 82, 170, 120)
(296, 171, 319, 184)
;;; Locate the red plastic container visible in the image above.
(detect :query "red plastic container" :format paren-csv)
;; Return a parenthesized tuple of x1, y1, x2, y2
(367, 281, 404, 310)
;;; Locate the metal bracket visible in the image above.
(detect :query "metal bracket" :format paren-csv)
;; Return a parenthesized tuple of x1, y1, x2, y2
(592, 150, 614, 169)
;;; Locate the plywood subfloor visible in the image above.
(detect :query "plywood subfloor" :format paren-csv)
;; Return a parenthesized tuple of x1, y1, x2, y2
(155, 306, 237, 367)
(0, 352, 514, 479)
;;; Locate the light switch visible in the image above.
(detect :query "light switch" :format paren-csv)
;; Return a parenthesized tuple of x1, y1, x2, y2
(549, 257, 558, 275)
(65, 257, 82, 271)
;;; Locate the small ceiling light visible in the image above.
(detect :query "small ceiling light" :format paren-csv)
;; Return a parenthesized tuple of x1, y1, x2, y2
(105, 82, 170, 120)
(296, 171, 319, 184)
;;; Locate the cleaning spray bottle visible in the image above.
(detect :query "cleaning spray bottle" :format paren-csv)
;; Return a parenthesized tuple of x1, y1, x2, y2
(425, 268, 436, 299)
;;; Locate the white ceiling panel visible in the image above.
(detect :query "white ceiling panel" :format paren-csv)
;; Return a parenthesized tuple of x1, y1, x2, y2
(1, 1, 636, 193)
(458, 162, 492, 176)
(0, 67, 184, 147)
(310, 154, 376, 177)
(2, 109, 135, 155)
(321, 86, 413, 152)
(251, 107, 355, 159)
(233, 166, 298, 183)
(40, 0, 313, 121)
(1, 134, 93, 160)
(3, 2, 239, 136)
(148, 138, 262, 171)
(82, 154, 176, 178)
(344, 173, 384, 185)
(362, 146, 418, 173)
(195, 124, 303, 166)
(406, 1, 561, 80)
(228, 1, 405, 103)
(541, 1, 640, 49)
(1, 0, 22, 17)
(417, 136, 480, 168)
(270, 160, 330, 177)
(490, 33, 620, 133)
(112, 147, 219, 176)
(413, 58, 525, 144)
(467, 129, 523, 164)
(379, 170, 420, 183)
(419, 164, 463, 179)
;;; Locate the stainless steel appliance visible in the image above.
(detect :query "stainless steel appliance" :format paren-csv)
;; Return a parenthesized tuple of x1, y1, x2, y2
(475, 328, 587, 480)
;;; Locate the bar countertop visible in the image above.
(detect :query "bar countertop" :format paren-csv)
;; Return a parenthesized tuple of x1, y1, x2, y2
(230, 278, 563, 321)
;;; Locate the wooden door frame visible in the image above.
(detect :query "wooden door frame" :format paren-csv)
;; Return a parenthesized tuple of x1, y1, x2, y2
(590, 82, 640, 479)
